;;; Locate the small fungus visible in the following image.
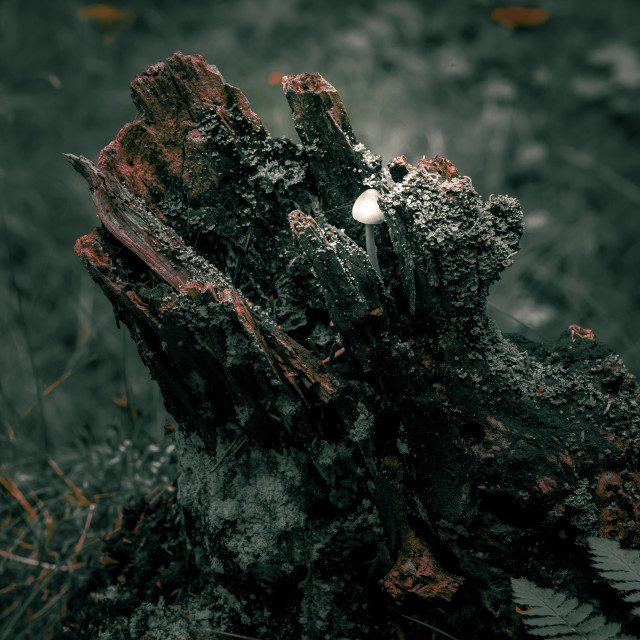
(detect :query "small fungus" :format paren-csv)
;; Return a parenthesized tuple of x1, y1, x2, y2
(352, 188, 384, 278)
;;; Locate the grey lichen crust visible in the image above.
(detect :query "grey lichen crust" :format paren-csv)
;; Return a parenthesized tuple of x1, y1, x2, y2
(381, 157, 523, 328)
(175, 428, 384, 637)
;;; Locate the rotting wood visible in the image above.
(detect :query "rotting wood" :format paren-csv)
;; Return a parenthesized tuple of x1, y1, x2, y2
(67, 52, 640, 640)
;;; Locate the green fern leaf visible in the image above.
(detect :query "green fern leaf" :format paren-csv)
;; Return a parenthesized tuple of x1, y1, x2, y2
(511, 578, 636, 639)
(589, 537, 640, 617)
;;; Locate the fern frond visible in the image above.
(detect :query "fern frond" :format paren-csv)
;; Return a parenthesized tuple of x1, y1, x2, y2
(589, 537, 640, 617)
(511, 578, 636, 640)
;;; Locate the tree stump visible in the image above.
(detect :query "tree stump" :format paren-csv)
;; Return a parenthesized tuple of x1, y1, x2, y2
(66, 52, 640, 639)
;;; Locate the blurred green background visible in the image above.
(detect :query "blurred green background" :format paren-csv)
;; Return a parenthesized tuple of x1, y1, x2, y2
(1, 1, 639, 636)
(2, 0, 640, 475)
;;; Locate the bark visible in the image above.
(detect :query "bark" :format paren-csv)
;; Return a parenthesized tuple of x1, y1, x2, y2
(67, 52, 640, 639)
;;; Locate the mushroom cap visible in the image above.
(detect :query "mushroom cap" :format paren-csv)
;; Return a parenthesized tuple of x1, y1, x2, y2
(352, 189, 384, 224)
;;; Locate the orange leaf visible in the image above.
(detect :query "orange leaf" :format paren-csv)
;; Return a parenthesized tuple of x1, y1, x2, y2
(77, 4, 136, 43)
(48, 74, 62, 89)
(112, 394, 128, 407)
(77, 5, 136, 29)
(492, 7, 550, 29)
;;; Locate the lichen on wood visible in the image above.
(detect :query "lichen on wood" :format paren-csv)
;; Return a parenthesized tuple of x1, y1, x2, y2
(67, 52, 640, 639)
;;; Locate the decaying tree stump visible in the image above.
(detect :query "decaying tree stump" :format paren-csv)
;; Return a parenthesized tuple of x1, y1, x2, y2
(66, 52, 640, 639)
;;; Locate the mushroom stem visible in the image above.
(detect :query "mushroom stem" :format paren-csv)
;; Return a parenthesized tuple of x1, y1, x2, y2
(365, 224, 382, 278)
(352, 188, 384, 280)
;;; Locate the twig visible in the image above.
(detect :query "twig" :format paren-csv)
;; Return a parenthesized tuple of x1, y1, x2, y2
(402, 615, 460, 640)
(561, 146, 640, 207)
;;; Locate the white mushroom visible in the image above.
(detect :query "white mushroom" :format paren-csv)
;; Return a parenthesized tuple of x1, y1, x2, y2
(352, 188, 384, 279)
